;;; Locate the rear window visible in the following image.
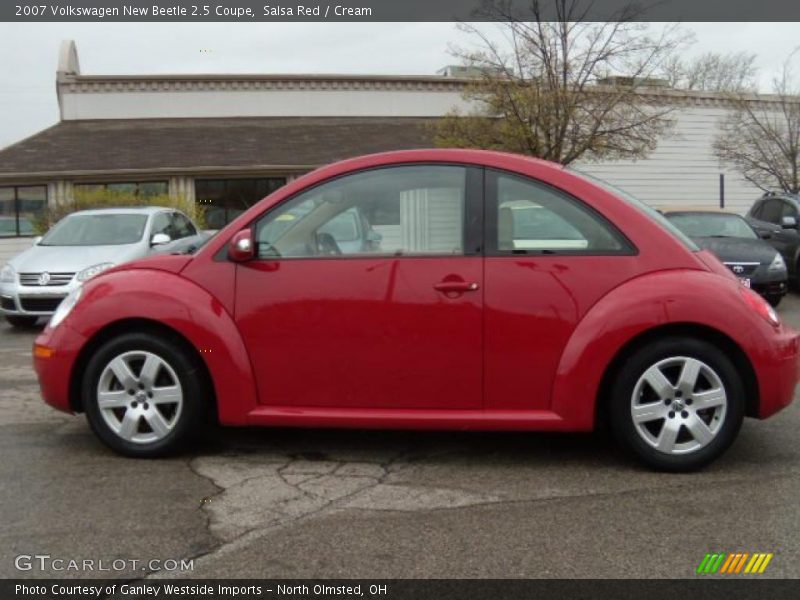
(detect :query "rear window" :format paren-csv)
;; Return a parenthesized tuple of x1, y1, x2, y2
(666, 213, 757, 240)
(569, 170, 699, 251)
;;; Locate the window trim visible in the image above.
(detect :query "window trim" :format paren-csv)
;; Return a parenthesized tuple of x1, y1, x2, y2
(243, 163, 483, 262)
(484, 168, 637, 257)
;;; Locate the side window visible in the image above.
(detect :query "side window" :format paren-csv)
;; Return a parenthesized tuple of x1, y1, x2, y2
(749, 201, 763, 219)
(171, 212, 197, 239)
(780, 201, 797, 219)
(760, 199, 782, 224)
(255, 165, 467, 258)
(490, 171, 629, 254)
(150, 213, 171, 238)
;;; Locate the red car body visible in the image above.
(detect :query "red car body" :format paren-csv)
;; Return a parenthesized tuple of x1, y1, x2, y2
(34, 150, 799, 436)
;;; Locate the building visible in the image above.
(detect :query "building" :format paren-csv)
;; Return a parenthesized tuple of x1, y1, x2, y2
(0, 40, 771, 263)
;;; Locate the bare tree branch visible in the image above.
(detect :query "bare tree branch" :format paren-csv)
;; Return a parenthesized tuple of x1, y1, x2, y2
(661, 51, 758, 93)
(433, 0, 687, 165)
(714, 49, 800, 193)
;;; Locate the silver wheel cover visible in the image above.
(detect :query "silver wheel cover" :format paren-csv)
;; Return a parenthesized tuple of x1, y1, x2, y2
(631, 356, 727, 455)
(96, 350, 184, 445)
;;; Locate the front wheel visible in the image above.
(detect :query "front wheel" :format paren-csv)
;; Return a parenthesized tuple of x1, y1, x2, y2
(82, 331, 210, 457)
(610, 337, 745, 472)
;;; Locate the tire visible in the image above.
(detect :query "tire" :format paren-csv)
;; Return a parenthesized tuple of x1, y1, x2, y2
(5, 315, 39, 329)
(610, 336, 745, 472)
(82, 331, 210, 458)
(765, 294, 783, 308)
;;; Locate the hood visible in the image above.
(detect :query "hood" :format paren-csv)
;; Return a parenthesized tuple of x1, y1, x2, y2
(8, 243, 145, 273)
(692, 237, 778, 265)
(106, 253, 193, 276)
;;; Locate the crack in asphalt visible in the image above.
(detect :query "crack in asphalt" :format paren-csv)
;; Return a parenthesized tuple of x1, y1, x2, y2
(142, 445, 506, 579)
(137, 439, 800, 581)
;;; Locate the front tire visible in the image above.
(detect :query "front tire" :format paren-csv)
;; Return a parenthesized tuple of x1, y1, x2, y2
(5, 315, 39, 329)
(610, 336, 745, 472)
(82, 331, 209, 458)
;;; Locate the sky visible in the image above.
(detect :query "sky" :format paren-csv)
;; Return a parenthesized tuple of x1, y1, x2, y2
(0, 21, 799, 149)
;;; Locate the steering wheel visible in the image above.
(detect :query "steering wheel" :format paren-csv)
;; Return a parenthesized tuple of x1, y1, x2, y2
(315, 232, 342, 256)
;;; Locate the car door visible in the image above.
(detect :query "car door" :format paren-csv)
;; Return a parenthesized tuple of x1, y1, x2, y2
(773, 200, 800, 272)
(482, 170, 641, 411)
(752, 199, 798, 268)
(234, 164, 484, 410)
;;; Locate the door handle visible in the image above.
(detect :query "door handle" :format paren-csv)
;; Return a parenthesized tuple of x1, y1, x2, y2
(433, 281, 480, 293)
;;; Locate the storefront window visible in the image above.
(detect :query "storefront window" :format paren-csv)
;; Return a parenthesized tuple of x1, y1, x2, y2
(195, 177, 286, 229)
(0, 185, 46, 237)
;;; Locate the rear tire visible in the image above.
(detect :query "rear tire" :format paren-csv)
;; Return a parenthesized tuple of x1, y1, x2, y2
(765, 294, 783, 308)
(5, 315, 39, 329)
(610, 336, 744, 472)
(82, 331, 210, 458)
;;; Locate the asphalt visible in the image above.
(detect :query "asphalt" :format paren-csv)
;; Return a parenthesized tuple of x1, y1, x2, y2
(1, 294, 799, 580)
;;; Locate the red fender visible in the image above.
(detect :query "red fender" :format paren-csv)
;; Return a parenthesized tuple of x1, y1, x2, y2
(551, 269, 780, 429)
(64, 268, 257, 425)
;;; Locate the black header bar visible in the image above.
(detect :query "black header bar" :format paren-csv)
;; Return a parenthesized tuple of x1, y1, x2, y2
(3, 0, 800, 23)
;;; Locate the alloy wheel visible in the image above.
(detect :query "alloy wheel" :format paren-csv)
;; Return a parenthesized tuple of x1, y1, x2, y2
(630, 356, 727, 455)
(96, 350, 184, 444)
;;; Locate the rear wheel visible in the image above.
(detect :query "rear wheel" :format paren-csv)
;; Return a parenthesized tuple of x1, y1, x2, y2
(82, 331, 210, 458)
(5, 315, 39, 329)
(765, 293, 783, 308)
(610, 336, 745, 472)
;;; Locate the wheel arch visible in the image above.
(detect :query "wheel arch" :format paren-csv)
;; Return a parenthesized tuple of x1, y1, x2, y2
(61, 268, 259, 425)
(549, 269, 766, 430)
(594, 322, 760, 430)
(68, 318, 215, 418)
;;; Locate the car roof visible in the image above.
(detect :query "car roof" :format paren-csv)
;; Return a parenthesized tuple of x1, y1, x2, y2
(68, 206, 174, 217)
(760, 193, 800, 202)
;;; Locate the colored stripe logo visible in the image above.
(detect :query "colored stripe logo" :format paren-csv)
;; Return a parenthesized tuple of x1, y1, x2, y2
(697, 553, 773, 574)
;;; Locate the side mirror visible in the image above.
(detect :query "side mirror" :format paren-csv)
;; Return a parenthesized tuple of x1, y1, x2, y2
(228, 228, 255, 262)
(32, 236, 42, 245)
(151, 233, 171, 246)
(781, 215, 797, 229)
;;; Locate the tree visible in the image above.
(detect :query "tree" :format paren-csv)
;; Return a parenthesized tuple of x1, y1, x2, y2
(434, 0, 689, 165)
(33, 188, 206, 234)
(660, 51, 758, 93)
(713, 52, 800, 194)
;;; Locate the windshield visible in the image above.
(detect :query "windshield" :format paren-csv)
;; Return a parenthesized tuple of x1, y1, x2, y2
(569, 170, 699, 251)
(666, 213, 757, 240)
(40, 213, 148, 246)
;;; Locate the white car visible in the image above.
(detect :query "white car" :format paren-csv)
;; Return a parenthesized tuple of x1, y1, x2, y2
(0, 207, 205, 328)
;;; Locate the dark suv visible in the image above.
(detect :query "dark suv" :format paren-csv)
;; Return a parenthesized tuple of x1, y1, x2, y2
(746, 193, 800, 284)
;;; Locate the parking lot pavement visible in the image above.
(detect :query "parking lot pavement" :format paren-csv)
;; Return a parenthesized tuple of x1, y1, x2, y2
(2, 296, 800, 580)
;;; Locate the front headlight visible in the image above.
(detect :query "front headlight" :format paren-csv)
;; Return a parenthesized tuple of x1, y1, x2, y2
(768, 253, 786, 271)
(76, 262, 114, 282)
(0, 264, 14, 283)
(49, 286, 83, 330)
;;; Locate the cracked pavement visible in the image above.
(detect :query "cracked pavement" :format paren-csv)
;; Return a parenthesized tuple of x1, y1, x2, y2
(2, 296, 800, 579)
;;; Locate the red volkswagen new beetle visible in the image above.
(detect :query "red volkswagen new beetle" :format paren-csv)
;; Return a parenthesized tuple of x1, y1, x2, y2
(33, 150, 799, 470)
